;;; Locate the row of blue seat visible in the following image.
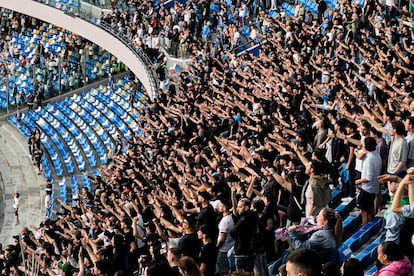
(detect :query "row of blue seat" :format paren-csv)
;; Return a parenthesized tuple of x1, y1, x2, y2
(59, 173, 94, 205)
(53, 101, 108, 165)
(45, 103, 98, 168)
(28, 109, 76, 174)
(339, 217, 383, 263)
(38, 108, 86, 171)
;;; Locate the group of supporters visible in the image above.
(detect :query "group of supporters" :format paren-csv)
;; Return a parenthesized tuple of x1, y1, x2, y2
(2, 0, 414, 275)
(0, 7, 117, 112)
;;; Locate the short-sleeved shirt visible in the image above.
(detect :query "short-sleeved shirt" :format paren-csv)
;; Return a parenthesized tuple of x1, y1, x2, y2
(387, 137, 408, 173)
(361, 151, 382, 194)
(403, 205, 414, 218)
(199, 242, 218, 276)
(217, 214, 235, 253)
(406, 134, 414, 168)
(13, 197, 19, 209)
(179, 232, 201, 262)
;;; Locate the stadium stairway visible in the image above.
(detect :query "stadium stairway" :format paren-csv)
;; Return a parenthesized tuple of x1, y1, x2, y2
(8, 76, 147, 208)
(0, 122, 44, 246)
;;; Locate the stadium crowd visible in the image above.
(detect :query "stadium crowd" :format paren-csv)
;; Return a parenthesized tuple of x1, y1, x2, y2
(0, 7, 118, 111)
(3, 0, 414, 274)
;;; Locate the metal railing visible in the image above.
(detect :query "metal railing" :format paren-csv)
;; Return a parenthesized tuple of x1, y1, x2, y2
(97, 21, 160, 98)
(32, 0, 159, 99)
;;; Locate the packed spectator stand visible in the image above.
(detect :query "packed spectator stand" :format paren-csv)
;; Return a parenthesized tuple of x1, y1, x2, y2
(0, 7, 123, 113)
(1, 0, 414, 275)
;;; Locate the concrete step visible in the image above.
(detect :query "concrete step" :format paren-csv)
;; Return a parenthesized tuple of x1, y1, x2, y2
(0, 122, 44, 246)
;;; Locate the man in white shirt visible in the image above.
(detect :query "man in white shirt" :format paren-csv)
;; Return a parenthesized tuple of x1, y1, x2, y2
(13, 192, 20, 223)
(216, 200, 235, 275)
(356, 137, 382, 225)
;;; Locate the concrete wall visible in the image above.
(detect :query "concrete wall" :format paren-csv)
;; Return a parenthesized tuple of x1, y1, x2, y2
(0, 0, 157, 100)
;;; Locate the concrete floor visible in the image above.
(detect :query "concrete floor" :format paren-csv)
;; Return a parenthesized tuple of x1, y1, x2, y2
(0, 121, 45, 246)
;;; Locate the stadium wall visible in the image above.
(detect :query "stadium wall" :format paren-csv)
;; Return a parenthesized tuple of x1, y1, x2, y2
(0, 0, 157, 100)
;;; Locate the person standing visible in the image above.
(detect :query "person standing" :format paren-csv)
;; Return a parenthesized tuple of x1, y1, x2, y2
(27, 92, 34, 111)
(405, 117, 414, 169)
(178, 215, 201, 263)
(197, 224, 218, 276)
(355, 137, 382, 225)
(216, 200, 234, 276)
(317, 0, 327, 24)
(387, 121, 408, 176)
(13, 192, 19, 223)
(166, 247, 182, 276)
(195, 190, 216, 232)
(230, 198, 257, 273)
(44, 190, 52, 219)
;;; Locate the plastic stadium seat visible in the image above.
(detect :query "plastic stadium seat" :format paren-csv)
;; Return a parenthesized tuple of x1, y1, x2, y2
(342, 214, 362, 240)
(59, 178, 67, 204)
(335, 197, 357, 218)
(42, 158, 53, 180)
(82, 174, 92, 192)
(56, 100, 107, 165)
(356, 235, 382, 269)
(71, 174, 79, 203)
(268, 257, 283, 275)
(339, 217, 383, 263)
(364, 264, 378, 276)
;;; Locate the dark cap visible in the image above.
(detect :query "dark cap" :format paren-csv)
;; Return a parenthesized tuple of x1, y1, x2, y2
(198, 191, 211, 201)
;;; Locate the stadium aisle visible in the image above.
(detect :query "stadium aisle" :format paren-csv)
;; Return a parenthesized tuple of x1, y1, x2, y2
(0, 122, 44, 246)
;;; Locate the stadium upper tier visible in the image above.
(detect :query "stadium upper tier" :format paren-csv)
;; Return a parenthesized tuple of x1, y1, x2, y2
(0, 0, 158, 100)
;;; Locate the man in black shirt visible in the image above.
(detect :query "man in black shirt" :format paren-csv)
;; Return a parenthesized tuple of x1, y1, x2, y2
(178, 215, 201, 262)
(196, 190, 217, 232)
(230, 198, 257, 273)
(197, 224, 218, 276)
(167, 247, 182, 276)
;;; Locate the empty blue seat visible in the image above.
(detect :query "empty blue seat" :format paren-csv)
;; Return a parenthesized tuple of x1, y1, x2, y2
(339, 217, 383, 263)
(356, 235, 382, 269)
(81, 174, 91, 192)
(364, 264, 378, 276)
(59, 178, 67, 204)
(336, 197, 357, 218)
(342, 214, 362, 240)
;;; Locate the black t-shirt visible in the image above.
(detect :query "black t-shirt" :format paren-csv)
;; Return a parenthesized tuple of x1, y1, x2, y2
(287, 184, 304, 222)
(178, 232, 201, 262)
(199, 242, 218, 276)
(170, 266, 181, 276)
(263, 177, 280, 199)
(230, 210, 257, 255)
(196, 204, 217, 231)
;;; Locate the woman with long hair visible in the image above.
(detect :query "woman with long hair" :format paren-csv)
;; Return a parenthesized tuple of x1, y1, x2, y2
(288, 208, 342, 264)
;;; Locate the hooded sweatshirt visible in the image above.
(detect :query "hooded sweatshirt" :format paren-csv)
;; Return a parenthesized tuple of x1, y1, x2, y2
(377, 256, 412, 276)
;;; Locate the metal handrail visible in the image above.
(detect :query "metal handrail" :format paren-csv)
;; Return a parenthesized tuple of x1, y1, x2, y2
(234, 36, 267, 56)
(97, 21, 159, 96)
(18, 233, 29, 276)
(31, 0, 159, 100)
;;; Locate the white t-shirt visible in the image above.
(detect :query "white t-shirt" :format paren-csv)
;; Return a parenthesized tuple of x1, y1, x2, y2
(45, 194, 52, 209)
(217, 214, 235, 252)
(13, 196, 19, 209)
